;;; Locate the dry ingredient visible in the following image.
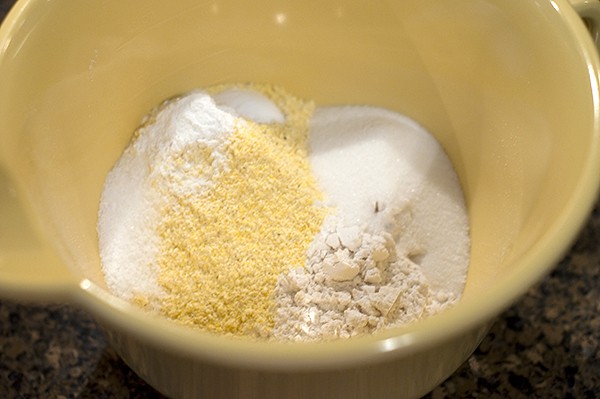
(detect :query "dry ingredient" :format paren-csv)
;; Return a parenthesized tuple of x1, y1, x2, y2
(274, 219, 435, 340)
(98, 83, 470, 341)
(99, 84, 327, 337)
(273, 105, 469, 341)
(308, 105, 470, 298)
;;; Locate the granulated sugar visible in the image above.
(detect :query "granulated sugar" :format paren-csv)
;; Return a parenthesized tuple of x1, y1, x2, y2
(98, 84, 470, 341)
(308, 106, 470, 296)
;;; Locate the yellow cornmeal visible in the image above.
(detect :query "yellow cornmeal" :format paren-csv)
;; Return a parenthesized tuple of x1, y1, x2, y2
(134, 84, 329, 337)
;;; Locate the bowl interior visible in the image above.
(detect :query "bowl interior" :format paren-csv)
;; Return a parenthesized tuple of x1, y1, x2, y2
(0, 0, 599, 354)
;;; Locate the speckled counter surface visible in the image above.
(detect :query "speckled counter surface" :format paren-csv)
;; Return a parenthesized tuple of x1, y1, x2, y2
(1, 1, 599, 398)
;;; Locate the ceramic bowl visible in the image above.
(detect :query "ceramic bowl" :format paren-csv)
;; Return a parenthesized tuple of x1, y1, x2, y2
(1, 0, 599, 398)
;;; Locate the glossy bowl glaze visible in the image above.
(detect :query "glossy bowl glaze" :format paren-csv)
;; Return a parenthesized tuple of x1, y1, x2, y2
(1, 0, 599, 398)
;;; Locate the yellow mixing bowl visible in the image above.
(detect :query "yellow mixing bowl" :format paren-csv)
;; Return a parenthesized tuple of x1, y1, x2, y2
(1, 0, 599, 398)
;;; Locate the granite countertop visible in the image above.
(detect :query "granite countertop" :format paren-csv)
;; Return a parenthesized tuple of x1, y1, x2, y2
(1, 1, 599, 398)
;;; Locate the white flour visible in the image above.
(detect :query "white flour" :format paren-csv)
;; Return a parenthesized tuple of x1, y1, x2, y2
(98, 91, 237, 300)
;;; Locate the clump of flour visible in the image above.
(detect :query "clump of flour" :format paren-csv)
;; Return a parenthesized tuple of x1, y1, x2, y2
(274, 215, 456, 341)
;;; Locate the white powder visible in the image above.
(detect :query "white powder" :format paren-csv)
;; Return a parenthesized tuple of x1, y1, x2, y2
(212, 87, 285, 124)
(273, 216, 451, 341)
(98, 91, 237, 300)
(307, 106, 470, 295)
(98, 87, 470, 341)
